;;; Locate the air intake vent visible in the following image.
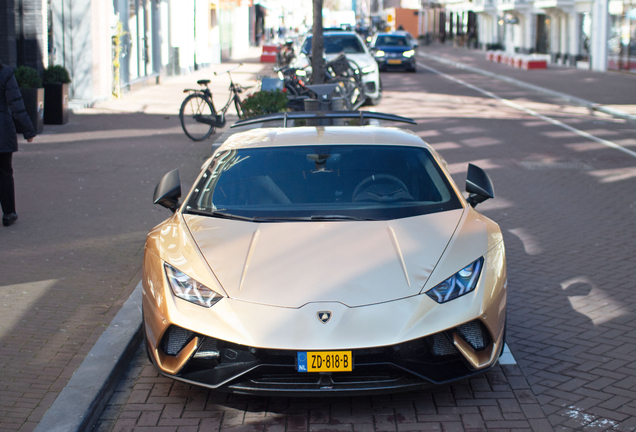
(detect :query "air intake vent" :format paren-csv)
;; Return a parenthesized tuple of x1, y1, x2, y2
(161, 326, 195, 356)
(194, 337, 220, 359)
(432, 333, 457, 356)
(456, 321, 488, 351)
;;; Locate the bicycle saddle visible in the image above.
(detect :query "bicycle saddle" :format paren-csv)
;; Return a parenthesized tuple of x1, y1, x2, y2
(197, 79, 211, 86)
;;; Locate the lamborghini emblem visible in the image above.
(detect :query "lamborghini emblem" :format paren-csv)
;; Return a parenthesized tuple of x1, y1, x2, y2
(317, 311, 332, 324)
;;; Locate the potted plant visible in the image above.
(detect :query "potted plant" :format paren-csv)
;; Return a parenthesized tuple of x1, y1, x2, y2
(240, 89, 289, 119)
(42, 65, 71, 124)
(14, 66, 44, 134)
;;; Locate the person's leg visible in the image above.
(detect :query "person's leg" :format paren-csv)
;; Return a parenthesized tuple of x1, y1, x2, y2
(0, 152, 16, 215)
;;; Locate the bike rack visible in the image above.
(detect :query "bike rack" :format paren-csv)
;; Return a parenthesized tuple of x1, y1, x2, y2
(231, 111, 416, 128)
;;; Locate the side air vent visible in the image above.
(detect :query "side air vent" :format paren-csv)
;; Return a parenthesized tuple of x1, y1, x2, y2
(456, 321, 489, 351)
(161, 326, 195, 356)
(432, 333, 458, 356)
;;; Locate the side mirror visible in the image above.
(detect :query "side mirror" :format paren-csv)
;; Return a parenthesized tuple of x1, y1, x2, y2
(465, 163, 494, 208)
(153, 169, 181, 212)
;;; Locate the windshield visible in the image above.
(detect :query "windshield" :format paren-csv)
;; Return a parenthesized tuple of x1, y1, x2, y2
(302, 35, 366, 54)
(185, 145, 462, 221)
(376, 35, 409, 47)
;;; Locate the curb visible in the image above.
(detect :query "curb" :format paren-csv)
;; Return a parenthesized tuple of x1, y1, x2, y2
(34, 282, 143, 432)
(417, 51, 636, 123)
(35, 126, 239, 432)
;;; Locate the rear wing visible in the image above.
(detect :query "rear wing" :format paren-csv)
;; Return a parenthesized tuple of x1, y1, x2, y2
(231, 111, 417, 128)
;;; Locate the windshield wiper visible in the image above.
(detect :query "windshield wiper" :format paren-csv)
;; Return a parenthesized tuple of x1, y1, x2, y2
(310, 215, 377, 221)
(185, 209, 376, 222)
(184, 208, 259, 222)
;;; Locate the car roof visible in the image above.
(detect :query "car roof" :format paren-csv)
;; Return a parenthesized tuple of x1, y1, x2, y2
(308, 31, 360, 37)
(218, 126, 427, 151)
(376, 32, 406, 37)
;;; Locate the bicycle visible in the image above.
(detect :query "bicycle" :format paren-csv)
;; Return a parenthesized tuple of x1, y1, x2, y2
(179, 64, 249, 141)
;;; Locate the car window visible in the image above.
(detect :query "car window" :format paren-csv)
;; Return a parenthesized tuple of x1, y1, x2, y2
(187, 145, 462, 221)
(376, 36, 408, 47)
(302, 35, 366, 54)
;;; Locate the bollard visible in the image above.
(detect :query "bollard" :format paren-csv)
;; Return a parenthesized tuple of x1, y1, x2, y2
(304, 99, 320, 126)
(331, 98, 346, 125)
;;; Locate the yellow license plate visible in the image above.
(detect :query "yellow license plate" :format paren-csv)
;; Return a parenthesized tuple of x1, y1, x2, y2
(297, 351, 352, 372)
(388, 59, 402, 64)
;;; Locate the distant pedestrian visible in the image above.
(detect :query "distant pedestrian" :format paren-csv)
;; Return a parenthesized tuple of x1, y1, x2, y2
(0, 60, 36, 227)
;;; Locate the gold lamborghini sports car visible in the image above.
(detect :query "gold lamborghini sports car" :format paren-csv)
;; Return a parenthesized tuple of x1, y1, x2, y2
(143, 113, 506, 395)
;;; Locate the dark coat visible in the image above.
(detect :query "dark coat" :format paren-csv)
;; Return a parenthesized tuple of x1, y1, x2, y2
(0, 63, 36, 153)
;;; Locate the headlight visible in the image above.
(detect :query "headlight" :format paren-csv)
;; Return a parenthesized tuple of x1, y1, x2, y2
(277, 71, 284, 80)
(296, 69, 307, 76)
(374, 50, 385, 57)
(425, 257, 484, 303)
(164, 263, 222, 308)
(403, 50, 415, 58)
(361, 64, 376, 74)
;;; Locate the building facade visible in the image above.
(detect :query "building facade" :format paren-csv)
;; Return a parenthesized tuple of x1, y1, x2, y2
(401, 0, 635, 73)
(0, 0, 252, 104)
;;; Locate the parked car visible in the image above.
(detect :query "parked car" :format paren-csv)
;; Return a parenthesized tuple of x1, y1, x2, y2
(370, 32, 417, 72)
(393, 30, 419, 48)
(143, 112, 508, 395)
(294, 31, 382, 105)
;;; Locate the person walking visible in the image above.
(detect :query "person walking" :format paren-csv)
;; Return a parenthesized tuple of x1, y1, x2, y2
(0, 60, 36, 227)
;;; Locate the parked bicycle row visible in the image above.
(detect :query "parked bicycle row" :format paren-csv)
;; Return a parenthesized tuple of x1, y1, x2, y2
(179, 27, 420, 141)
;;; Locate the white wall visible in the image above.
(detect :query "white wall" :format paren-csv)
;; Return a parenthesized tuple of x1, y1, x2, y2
(230, 5, 250, 59)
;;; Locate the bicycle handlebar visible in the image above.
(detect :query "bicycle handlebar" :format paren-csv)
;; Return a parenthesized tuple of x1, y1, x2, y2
(214, 63, 244, 76)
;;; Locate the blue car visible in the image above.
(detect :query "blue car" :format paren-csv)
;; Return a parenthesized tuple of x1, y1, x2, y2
(370, 33, 417, 72)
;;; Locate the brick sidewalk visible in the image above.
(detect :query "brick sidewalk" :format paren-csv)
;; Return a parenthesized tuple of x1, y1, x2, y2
(0, 55, 272, 432)
(96, 346, 551, 432)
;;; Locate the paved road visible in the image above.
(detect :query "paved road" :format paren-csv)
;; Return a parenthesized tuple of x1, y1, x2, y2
(93, 47, 636, 432)
(0, 59, 268, 432)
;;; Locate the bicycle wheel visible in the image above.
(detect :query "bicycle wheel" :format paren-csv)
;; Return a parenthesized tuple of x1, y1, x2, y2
(328, 76, 365, 110)
(180, 94, 215, 141)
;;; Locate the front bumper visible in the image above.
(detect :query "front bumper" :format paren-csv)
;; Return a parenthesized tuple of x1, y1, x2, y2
(361, 68, 381, 99)
(376, 56, 416, 71)
(145, 318, 503, 396)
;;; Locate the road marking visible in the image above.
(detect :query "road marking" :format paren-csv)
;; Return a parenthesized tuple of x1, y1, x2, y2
(416, 61, 636, 159)
(499, 343, 517, 365)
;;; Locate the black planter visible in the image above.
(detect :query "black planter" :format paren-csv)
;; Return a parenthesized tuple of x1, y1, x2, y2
(19, 88, 44, 134)
(43, 83, 70, 124)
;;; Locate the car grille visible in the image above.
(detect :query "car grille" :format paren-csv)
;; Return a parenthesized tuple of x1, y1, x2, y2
(158, 321, 495, 391)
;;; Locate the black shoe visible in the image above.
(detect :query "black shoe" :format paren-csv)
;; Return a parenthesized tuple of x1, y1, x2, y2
(2, 213, 18, 226)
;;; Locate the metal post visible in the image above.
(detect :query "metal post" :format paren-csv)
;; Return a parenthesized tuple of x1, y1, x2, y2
(312, 0, 324, 84)
(17, 0, 26, 65)
(194, 0, 198, 70)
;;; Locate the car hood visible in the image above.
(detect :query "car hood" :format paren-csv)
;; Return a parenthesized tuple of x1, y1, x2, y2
(325, 52, 375, 69)
(183, 209, 464, 308)
(375, 46, 412, 53)
(295, 53, 376, 71)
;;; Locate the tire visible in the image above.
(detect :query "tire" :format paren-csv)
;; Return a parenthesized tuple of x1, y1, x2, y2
(180, 94, 215, 141)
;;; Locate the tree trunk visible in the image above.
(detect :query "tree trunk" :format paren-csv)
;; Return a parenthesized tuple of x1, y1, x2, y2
(311, 0, 325, 84)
